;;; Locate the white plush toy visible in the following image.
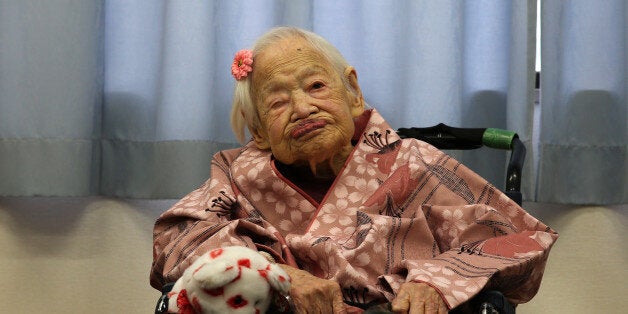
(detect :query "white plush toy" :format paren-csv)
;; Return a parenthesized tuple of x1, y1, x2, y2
(167, 246, 292, 314)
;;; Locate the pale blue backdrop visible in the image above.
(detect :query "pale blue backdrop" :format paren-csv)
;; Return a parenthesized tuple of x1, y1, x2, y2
(0, 0, 625, 204)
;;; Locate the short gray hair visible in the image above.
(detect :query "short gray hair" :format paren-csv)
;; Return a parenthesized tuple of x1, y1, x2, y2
(230, 26, 356, 143)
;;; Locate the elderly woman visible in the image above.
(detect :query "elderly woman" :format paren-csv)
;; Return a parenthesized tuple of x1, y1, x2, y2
(151, 27, 557, 313)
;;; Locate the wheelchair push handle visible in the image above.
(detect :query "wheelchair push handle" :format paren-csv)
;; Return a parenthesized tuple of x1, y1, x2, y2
(397, 123, 526, 206)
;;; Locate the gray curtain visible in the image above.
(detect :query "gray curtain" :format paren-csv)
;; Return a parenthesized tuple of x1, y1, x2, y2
(1, 0, 540, 200)
(538, 0, 627, 204)
(0, 0, 102, 196)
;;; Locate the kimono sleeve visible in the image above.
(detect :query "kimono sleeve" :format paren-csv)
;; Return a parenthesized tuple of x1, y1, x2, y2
(403, 200, 558, 309)
(149, 150, 280, 290)
(391, 145, 558, 309)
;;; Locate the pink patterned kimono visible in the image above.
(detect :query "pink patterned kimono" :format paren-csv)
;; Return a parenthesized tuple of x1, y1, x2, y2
(151, 109, 558, 310)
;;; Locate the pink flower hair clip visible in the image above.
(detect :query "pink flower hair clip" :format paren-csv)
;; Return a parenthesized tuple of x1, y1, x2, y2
(231, 49, 253, 80)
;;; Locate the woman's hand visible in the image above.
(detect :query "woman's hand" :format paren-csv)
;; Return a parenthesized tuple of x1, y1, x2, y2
(278, 264, 347, 314)
(391, 282, 447, 314)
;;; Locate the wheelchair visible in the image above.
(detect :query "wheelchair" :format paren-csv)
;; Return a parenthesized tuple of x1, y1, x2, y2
(155, 124, 524, 314)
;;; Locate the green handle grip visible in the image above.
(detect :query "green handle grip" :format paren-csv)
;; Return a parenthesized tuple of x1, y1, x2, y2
(482, 128, 517, 149)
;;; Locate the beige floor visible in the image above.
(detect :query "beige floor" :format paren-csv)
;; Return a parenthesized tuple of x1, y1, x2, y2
(0, 197, 625, 313)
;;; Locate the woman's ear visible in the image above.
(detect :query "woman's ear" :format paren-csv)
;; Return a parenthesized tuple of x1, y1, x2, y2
(249, 125, 271, 150)
(344, 66, 365, 117)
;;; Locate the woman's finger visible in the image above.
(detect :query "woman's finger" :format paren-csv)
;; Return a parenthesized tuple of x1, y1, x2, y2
(391, 291, 410, 313)
(331, 286, 348, 314)
(438, 302, 448, 314)
(408, 300, 424, 314)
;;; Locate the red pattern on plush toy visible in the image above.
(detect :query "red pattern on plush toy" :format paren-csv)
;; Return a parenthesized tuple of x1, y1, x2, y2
(204, 287, 224, 297)
(210, 248, 224, 259)
(176, 289, 192, 314)
(227, 294, 248, 309)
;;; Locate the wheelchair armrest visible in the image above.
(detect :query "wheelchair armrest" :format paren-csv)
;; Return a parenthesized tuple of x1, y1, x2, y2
(505, 136, 526, 206)
(397, 123, 485, 150)
(155, 282, 175, 314)
(472, 290, 516, 314)
(449, 290, 516, 314)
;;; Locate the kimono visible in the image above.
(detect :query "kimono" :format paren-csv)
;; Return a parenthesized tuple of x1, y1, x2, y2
(150, 109, 558, 310)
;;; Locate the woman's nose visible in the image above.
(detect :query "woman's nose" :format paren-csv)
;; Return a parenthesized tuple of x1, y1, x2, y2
(290, 93, 318, 121)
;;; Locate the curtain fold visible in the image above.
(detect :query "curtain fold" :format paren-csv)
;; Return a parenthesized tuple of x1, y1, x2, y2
(2, 0, 549, 201)
(538, 0, 627, 204)
(0, 0, 102, 196)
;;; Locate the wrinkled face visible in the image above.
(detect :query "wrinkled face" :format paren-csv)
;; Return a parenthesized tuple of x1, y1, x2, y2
(250, 37, 364, 166)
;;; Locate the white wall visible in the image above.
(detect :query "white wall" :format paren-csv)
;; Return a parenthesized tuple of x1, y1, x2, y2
(519, 203, 628, 313)
(0, 197, 626, 313)
(0, 197, 173, 313)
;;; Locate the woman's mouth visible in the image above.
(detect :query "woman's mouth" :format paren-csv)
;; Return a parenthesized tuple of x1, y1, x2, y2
(290, 119, 327, 139)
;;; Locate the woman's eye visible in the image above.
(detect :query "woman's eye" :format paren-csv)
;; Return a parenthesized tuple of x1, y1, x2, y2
(269, 99, 287, 109)
(311, 82, 325, 90)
